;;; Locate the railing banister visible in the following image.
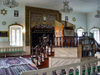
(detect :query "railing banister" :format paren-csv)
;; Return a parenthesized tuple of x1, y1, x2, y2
(20, 58, 100, 75)
(38, 72, 43, 75)
(95, 62, 98, 73)
(79, 65, 82, 75)
(90, 63, 94, 74)
(56, 69, 61, 75)
(65, 68, 69, 75)
(47, 71, 52, 75)
(85, 64, 88, 75)
(73, 67, 77, 75)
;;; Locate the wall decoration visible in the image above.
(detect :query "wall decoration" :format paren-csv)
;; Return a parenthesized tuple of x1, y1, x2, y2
(0, 31, 8, 37)
(14, 10, 19, 17)
(1, 9, 7, 15)
(2, 21, 6, 25)
(72, 17, 76, 22)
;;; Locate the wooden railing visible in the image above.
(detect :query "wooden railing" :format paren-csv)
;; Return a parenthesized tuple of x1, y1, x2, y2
(31, 44, 53, 66)
(55, 36, 79, 47)
(21, 58, 100, 75)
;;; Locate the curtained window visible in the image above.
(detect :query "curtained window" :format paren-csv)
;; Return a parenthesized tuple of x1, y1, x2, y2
(77, 28, 84, 37)
(90, 28, 100, 44)
(9, 25, 23, 46)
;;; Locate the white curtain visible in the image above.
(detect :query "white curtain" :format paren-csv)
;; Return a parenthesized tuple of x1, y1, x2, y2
(77, 29, 84, 37)
(10, 25, 23, 46)
(90, 28, 100, 44)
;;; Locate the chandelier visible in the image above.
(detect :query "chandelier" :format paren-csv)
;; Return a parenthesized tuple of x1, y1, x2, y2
(61, 0, 73, 13)
(95, 0, 100, 18)
(3, 0, 18, 8)
(95, 10, 100, 18)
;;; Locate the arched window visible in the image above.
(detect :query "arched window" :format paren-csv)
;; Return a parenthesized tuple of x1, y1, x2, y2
(9, 24, 23, 46)
(77, 27, 84, 37)
(90, 27, 100, 44)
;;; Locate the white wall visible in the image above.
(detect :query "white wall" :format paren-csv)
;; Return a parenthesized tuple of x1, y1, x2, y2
(0, 3, 25, 46)
(87, 12, 100, 31)
(61, 12, 87, 31)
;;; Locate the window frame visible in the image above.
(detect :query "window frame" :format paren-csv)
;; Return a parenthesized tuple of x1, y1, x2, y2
(89, 27, 100, 44)
(76, 27, 84, 37)
(8, 23, 24, 47)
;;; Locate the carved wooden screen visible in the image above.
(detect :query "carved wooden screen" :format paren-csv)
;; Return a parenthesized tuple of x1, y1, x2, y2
(31, 13, 43, 28)
(25, 6, 61, 46)
(46, 14, 56, 26)
(31, 13, 56, 28)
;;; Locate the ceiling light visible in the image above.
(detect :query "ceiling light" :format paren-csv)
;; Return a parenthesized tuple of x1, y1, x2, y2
(61, 0, 73, 13)
(3, 0, 18, 8)
(95, 10, 100, 18)
(95, 0, 100, 18)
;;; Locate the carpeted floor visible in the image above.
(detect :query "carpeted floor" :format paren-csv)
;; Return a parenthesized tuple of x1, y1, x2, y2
(0, 57, 37, 75)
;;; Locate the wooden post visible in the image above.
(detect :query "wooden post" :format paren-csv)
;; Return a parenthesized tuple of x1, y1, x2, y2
(78, 44, 82, 59)
(73, 67, 77, 75)
(61, 37, 63, 47)
(79, 65, 82, 75)
(55, 37, 57, 47)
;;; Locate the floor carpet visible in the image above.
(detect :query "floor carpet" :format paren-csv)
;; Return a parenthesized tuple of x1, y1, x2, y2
(0, 57, 37, 75)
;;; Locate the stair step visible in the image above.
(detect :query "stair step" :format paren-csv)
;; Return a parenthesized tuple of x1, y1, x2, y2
(31, 52, 54, 69)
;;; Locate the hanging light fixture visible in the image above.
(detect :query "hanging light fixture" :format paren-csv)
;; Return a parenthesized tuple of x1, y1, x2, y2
(61, 0, 73, 13)
(95, 10, 100, 18)
(95, 0, 100, 18)
(3, 0, 18, 8)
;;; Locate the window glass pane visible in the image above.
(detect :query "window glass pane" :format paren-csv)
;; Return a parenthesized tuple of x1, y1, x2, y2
(12, 29, 15, 46)
(16, 29, 20, 46)
(20, 28, 23, 46)
(9, 25, 23, 46)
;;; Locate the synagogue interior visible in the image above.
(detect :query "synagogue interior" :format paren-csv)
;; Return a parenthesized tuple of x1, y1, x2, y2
(0, 0, 100, 75)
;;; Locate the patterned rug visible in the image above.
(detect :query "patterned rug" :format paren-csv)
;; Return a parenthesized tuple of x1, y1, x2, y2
(0, 64, 36, 75)
(0, 57, 34, 68)
(0, 57, 37, 75)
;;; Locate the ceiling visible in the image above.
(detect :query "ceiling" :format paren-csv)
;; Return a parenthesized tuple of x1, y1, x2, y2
(1, 0, 99, 13)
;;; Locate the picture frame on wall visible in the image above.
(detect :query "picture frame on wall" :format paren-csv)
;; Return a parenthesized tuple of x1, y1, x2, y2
(14, 10, 19, 17)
